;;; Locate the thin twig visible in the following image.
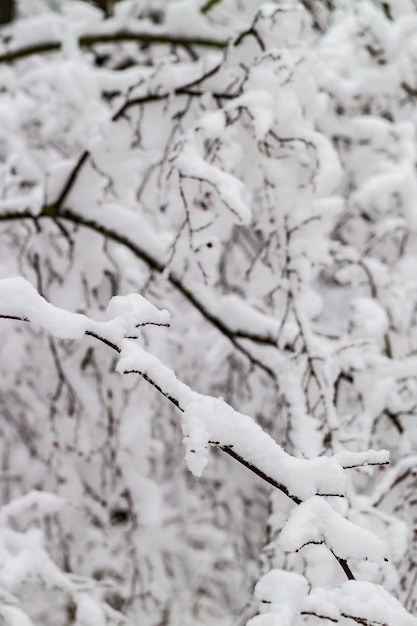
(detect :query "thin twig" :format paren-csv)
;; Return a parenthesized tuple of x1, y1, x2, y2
(200, 0, 224, 14)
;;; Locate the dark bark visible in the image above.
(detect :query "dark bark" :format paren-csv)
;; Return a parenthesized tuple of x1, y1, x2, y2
(88, 0, 115, 18)
(0, 0, 15, 25)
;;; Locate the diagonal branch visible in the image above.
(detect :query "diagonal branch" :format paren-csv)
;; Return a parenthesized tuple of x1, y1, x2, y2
(0, 207, 278, 380)
(0, 309, 355, 582)
(54, 152, 90, 211)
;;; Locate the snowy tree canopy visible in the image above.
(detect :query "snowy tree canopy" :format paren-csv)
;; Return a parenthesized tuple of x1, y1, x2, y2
(0, 0, 417, 625)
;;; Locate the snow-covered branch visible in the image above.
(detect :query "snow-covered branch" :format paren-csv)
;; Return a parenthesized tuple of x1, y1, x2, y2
(0, 277, 391, 583)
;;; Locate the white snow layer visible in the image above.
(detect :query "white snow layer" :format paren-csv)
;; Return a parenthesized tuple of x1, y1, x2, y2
(279, 496, 388, 562)
(249, 569, 309, 626)
(254, 569, 309, 608)
(176, 142, 252, 224)
(249, 570, 417, 626)
(0, 277, 169, 343)
(0, 491, 67, 526)
(334, 449, 389, 468)
(304, 581, 417, 626)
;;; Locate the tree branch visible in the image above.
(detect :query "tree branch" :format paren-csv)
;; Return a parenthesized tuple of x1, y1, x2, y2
(53, 152, 90, 211)
(0, 30, 227, 65)
(200, 0, 224, 14)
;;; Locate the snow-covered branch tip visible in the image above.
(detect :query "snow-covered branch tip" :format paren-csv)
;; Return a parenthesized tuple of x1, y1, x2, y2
(334, 450, 390, 470)
(0, 277, 170, 347)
